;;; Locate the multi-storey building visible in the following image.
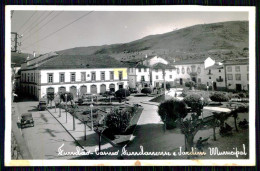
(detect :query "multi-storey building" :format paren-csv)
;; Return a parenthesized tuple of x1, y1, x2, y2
(223, 58, 249, 91)
(20, 54, 128, 99)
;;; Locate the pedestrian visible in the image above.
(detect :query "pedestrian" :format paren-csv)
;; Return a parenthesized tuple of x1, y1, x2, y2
(196, 137, 203, 152)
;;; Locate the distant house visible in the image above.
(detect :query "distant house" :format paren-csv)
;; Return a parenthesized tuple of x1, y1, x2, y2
(20, 54, 128, 100)
(142, 55, 168, 67)
(151, 63, 176, 88)
(127, 63, 150, 89)
(173, 57, 225, 90)
(223, 58, 249, 91)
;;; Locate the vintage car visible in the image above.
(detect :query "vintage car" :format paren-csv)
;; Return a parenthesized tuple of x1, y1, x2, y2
(38, 99, 47, 111)
(20, 113, 34, 129)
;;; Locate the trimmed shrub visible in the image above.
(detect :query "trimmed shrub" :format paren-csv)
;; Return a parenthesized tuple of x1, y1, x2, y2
(210, 92, 229, 103)
(183, 94, 204, 116)
(197, 84, 207, 90)
(161, 82, 171, 90)
(158, 99, 188, 130)
(115, 89, 130, 99)
(105, 108, 131, 134)
(141, 88, 152, 95)
(185, 81, 196, 89)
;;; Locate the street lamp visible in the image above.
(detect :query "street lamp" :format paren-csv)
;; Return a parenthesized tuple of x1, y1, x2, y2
(90, 103, 94, 131)
(83, 117, 87, 140)
(65, 94, 67, 123)
(200, 97, 204, 120)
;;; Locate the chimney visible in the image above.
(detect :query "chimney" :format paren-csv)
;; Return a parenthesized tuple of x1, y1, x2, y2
(33, 51, 36, 58)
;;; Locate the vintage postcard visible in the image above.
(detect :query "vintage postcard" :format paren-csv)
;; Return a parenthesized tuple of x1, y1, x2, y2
(5, 5, 256, 166)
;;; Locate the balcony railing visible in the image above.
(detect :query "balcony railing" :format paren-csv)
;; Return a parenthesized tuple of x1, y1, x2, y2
(216, 78, 224, 82)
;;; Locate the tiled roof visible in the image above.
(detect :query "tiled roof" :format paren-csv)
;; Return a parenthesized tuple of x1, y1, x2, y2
(205, 64, 224, 70)
(172, 57, 222, 65)
(152, 63, 176, 69)
(37, 54, 129, 69)
(223, 58, 249, 65)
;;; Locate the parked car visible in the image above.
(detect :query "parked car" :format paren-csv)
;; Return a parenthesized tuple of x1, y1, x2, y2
(38, 100, 47, 111)
(20, 113, 34, 129)
(129, 88, 138, 94)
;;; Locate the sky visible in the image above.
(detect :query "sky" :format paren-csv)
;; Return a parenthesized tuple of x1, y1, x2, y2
(11, 10, 248, 54)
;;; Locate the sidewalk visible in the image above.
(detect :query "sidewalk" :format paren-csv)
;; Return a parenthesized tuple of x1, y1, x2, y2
(47, 107, 114, 156)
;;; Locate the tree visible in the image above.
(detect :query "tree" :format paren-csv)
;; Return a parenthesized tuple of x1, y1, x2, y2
(141, 88, 152, 95)
(105, 108, 131, 134)
(158, 99, 188, 130)
(210, 92, 229, 104)
(47, 92, 55, 108)
(177, 115, 203, 152)
(208, 113, 221, 141)
(115, 89, 130, 99)
(183, 94, 204, 116)
(185, 81, 196, 90)
(60, 92, 74, 106)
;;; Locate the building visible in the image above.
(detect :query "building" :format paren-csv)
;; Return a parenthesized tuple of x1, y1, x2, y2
(173, 57, 226, 90)
(151, 63, 176, 88)
(127, 64, 150, 89)
(223, 58, 249, 91)
(20, 54, 129, 100)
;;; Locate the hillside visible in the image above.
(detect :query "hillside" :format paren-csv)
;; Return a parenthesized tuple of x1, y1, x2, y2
(11, 52, 32, 66)
(57, 21, 249, 63)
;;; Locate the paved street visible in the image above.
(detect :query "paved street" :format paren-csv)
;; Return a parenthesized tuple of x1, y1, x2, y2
(13, 99, 84, 159)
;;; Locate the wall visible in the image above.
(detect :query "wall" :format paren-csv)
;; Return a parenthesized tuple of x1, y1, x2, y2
(226, 64, 249, 91)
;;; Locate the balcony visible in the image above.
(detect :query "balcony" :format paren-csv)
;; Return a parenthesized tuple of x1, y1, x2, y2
(216, 78, 223, 82)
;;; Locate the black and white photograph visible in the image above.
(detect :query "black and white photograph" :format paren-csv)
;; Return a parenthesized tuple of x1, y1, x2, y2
(5, 6, 256, 166)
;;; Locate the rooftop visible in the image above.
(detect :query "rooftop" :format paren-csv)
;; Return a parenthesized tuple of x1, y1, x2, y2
(152, 63, 176, 70)
(223, 58, 249, 65)
(37, 54, 130, 69)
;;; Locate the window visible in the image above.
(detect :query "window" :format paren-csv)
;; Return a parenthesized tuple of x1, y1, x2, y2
(208, 69, 211, 75)
(209, 76, 211, 79)
(119, 71, 123, 80)
(247, 65, 249, 72)
(247, 74, 249, 81)
(81, 72, 86, 81)
(227, 66, 232, 72)
(198, 78, 201, 83)
(31, 73, 33, 82)
(141, 76, 145, 81)
(235, 66, 240, 72)
(235, 74, 241, 81)
(60, 73, 65, 82)
(48, 73, 53, 83)
(227, 74, 233, 80)
(187, 67, 190, 74)
(100, 71, 105, 80)
(177, 68, 180, 74)
(169, 75, 172, 79)
(71, 73, 76, 82)
(144, 68, 147, 72)
(191, 65, 196, 72)
(91, 72, 96, 81)
(110, 71, 114, 80)
(219, 70, 221, 72)
(182, 67, 185, 74)
(197, 67, 201, 74)
(156, 75, 159, 79)
(138, 68, 141, 72)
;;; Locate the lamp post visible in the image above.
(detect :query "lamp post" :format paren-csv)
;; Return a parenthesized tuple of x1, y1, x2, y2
(83, 117, 87, 140)
(90, 103, 94, 131)
(65, 94, 67, 123)
(59, 98, 61, 117)
(200, 97, 204, 120)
